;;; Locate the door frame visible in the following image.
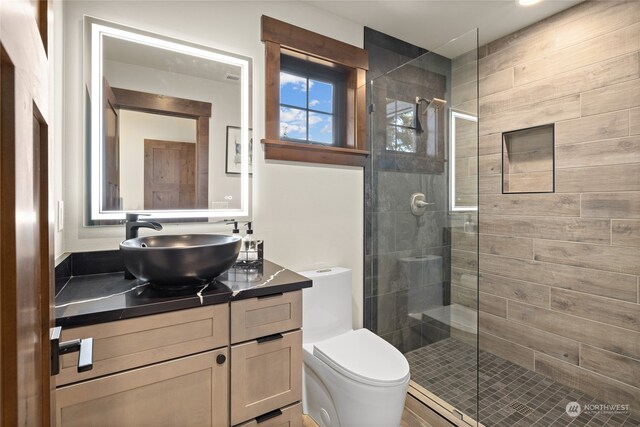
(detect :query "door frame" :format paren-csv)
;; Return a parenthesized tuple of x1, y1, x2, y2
(110, 87, 212, 209)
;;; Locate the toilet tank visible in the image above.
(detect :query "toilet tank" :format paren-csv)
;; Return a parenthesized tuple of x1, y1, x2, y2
(298, 267, 352, 344)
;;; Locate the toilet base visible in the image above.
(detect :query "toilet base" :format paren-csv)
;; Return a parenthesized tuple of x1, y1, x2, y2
(303, 347, 409, 427)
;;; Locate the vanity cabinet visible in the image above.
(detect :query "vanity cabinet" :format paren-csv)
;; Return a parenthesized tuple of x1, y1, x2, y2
(56, 349, 229, 427)
(54, 288, 304, 427)
(230, 291, 303, 426)
(55, 305, 230, 427)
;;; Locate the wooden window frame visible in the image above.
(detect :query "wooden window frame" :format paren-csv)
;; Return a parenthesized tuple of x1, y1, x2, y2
(261, 15, 370, 167)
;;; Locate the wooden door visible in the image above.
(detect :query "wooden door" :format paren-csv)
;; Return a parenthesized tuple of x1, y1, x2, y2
(102, 79, 120, 210)
(144, 139, 196, 209)
(0, 0, 54, 425)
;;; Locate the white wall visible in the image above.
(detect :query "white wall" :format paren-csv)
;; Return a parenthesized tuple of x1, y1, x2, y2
(57, 1, 365, 327)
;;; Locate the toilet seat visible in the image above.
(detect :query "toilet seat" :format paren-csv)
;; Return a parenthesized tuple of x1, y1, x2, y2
(312, 328, 410, 387)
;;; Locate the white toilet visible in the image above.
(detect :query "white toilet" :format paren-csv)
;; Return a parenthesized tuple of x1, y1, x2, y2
(298, 267, 410, 427)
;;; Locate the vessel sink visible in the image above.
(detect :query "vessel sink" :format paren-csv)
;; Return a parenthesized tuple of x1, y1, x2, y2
(120, 234, 242, 286)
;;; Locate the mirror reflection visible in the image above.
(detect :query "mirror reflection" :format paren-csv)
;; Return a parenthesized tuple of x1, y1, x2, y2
(86, 17, 252, 221)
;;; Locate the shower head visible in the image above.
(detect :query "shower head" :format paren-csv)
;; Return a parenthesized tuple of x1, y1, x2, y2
(427, 97, 447, 110)
(415, 97, 447, 114)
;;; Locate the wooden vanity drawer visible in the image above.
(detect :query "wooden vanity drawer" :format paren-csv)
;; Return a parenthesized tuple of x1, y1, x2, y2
(236, 403, 302, 427)
(56, 348, 229, 427)
(231, 290, 301, 344)
(230, 330, 302, 425)
(57, 304, 229, 386)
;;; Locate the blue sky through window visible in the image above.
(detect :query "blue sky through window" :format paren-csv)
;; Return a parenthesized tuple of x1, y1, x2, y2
(280, 71, 334, 144)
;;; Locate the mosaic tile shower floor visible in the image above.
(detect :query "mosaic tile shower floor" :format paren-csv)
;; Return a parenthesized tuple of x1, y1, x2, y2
(405, 338, 640, 426)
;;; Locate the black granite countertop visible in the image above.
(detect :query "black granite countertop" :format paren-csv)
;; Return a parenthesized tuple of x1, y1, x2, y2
(55, 260, 311, 328)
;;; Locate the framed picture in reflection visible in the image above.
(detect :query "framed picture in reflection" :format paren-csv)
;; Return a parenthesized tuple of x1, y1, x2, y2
(225, 126, 253, 175)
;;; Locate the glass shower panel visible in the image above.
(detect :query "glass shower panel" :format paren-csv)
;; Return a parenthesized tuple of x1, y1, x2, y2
(364, 29, 479, 425)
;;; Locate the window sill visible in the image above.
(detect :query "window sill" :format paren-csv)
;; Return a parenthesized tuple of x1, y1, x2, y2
(261, 139, 370, 167)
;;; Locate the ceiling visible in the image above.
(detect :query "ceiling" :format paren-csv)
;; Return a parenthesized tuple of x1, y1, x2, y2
(305, 0, 583, 57)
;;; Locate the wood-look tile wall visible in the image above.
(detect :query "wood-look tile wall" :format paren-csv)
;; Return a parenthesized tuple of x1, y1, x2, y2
(476, 0, 640, 413)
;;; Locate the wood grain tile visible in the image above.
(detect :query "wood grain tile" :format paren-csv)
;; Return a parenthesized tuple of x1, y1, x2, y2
(478, 154, 501, 176)
(479, 133, 502, 156)
(481, 273, 550, 307)
(551, 288, 640, 332)
(451, 284, 477, 310)
(555, 110, 630, 145)
(480, 215, 610, 244)
(484, 0, 616, 56)
(482, 52, 639, 117)
(612, 220, 640, 247)
(504, 171, 553, 194)
(480, 95, 580, 136)
(514, 23, 640, 86)
(479, 175, 501, 194)
(479, 234, 533, 259)
(631, 107, 640, 136)
(451, 80, 477, 107)
(509, 300, 640, 362)
(534, 240, 640, 275)
(451, 231, 477, 253)
(481, 311, 579, 364)
(452, 59, 477, 88)
(479, 193, 580, 217)
(556, 136, 640, 169)
(581, 344, 640, 389)
(480, 254, 638, 302)
(535, 352, 640, 412)
(581, 77, 640, 117)
(479, 68, 513, 98)
(480, 331, 535, 370)
(451, 267, 478, 291)
(451, 249, 478, 272)
(480, 292, 507, 318)
(581, 192, 640, 219)
(555, 163, 640, 193)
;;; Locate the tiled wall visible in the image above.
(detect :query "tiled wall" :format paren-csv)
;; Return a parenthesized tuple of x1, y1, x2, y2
(476, 0, 640, 412)
(364, 28, 454, 353)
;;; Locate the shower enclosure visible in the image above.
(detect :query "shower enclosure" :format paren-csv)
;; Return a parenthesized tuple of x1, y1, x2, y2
(364, 29, 480, 425)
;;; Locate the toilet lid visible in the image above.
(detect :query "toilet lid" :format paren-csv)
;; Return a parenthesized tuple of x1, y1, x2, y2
(313, 329, 410, 387)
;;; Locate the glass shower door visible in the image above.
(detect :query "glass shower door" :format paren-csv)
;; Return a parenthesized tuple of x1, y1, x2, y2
(364, 29, 479, 425)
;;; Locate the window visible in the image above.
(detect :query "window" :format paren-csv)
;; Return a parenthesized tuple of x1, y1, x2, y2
(261, 15, 369, 167)
(279, 54, 344, 145)
(386, 99, 417, 153)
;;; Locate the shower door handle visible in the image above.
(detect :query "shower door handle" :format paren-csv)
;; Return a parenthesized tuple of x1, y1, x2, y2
(411, 193, 433, 216)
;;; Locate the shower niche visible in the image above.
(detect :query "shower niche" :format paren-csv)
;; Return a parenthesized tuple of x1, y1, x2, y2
(502, 124, 554, 194)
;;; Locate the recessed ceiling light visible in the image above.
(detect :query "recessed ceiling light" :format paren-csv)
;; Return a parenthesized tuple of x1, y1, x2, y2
(518, 0, 542, 6)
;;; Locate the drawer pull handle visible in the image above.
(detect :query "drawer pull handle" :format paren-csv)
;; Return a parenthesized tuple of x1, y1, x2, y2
(257, 292, 283, 300)
(256, 409, 282, 423)
(50, 326, 94, 376)
(216, 354, 226, 365)
(256, 333, 283, 344)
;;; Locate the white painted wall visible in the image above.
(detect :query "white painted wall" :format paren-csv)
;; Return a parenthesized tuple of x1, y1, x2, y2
(57, 1, 365, 327)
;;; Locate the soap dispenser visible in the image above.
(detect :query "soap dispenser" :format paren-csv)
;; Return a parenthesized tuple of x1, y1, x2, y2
(242, 222, 259, 261)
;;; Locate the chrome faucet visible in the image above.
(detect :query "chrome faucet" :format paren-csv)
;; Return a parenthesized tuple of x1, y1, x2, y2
(123, 213, 162, 279)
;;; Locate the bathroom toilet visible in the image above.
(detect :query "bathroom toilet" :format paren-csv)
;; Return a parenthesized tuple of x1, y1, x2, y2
(298, 267, 410, 427)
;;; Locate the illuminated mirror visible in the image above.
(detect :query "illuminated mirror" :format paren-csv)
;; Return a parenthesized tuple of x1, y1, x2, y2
(85, 16, 252, 221)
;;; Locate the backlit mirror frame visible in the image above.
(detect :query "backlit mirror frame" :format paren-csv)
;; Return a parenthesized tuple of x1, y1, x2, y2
(449, 109, 478, 212)
(86, 16, 251, 221)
